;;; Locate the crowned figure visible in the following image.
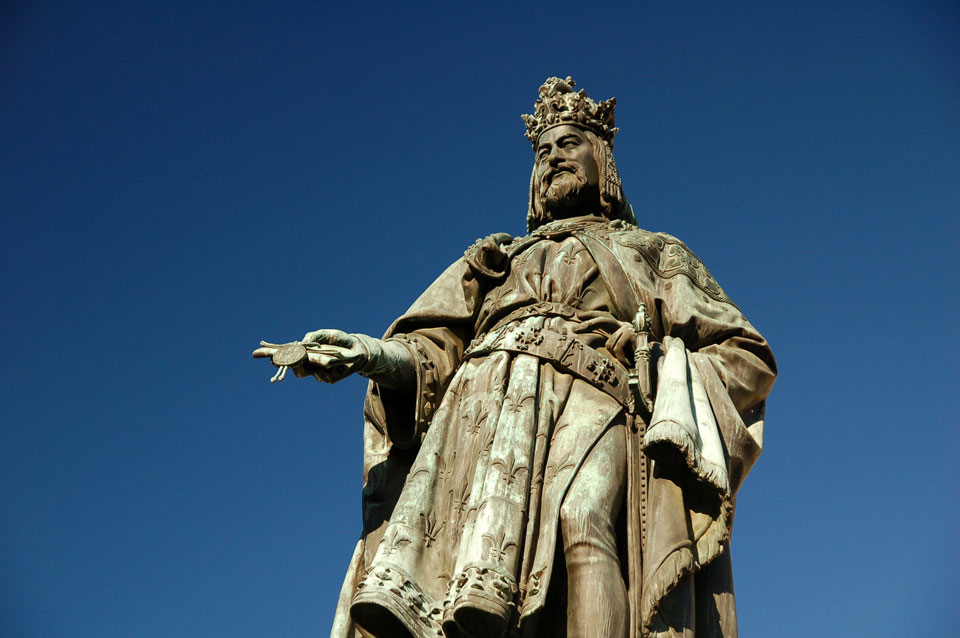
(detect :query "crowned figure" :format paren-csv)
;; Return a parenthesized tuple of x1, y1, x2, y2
(256, 77, 777, 638)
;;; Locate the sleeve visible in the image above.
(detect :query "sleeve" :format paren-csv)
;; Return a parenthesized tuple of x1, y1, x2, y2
(365, 257, 485, 450)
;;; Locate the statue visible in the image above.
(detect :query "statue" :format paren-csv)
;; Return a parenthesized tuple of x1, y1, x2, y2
(254, 77, 777, 638)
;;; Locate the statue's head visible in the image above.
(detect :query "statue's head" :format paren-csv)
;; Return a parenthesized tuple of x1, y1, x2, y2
(523, 77, 635, 231)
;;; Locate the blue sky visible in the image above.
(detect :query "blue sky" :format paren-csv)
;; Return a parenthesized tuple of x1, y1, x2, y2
(2, 1, 958, 636)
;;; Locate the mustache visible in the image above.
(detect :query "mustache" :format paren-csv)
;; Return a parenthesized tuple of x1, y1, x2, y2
(541, 162, 586, 187)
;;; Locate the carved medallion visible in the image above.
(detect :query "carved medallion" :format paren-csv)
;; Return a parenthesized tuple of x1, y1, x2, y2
(272, 342, 308, 367)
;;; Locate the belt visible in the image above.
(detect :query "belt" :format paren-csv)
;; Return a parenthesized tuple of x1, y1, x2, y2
(482, 301, 581, 336)
(463, 315, 634, 410)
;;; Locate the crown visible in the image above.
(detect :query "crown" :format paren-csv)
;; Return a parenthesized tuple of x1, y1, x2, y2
(522, 76, 618, 148)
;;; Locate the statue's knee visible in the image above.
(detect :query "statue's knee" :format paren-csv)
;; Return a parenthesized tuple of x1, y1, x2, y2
(559, 496, 608, 549)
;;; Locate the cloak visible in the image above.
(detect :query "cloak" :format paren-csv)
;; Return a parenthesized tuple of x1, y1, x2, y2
(331, 217, 776, 638)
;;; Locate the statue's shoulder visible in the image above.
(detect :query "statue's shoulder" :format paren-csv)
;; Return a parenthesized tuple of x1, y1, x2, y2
(609, 224, 665, 259)
(612, 227, 733, 305)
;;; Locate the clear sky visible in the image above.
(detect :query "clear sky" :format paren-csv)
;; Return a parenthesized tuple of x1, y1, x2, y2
(2, 1, 958, 636)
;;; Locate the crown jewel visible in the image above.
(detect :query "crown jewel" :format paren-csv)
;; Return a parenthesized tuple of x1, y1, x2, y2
(522, 76, 618, 148)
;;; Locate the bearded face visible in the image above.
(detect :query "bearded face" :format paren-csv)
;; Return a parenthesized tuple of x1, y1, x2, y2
(534, 125, 601, 219)
(544, 164, 586, 203)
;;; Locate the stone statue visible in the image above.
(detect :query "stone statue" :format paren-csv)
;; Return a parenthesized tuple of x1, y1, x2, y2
(254, 77, 777, 638)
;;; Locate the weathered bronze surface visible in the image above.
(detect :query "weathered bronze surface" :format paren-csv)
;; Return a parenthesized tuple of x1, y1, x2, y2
(270, 342, 308, 367)
(255, 77, 777, 638)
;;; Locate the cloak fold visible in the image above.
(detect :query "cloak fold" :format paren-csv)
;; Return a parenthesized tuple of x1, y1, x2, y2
(330, 220, 776, 638)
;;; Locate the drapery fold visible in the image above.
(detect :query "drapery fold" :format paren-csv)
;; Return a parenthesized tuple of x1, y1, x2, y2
(330, 219, 776, 637)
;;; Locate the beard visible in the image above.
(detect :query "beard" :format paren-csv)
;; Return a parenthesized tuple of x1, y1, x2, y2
(542, 165, 588, 211)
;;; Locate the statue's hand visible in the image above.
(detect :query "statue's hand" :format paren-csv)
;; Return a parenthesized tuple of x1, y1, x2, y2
(605, 322, 638, 369)
(605, 323, 661, 416)
(464, 232, 513, 279)
(299, 329, 368, 383)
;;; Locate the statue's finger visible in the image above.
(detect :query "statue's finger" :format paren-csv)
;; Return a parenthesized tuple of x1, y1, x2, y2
(306, 352, 337, 367)
(605, 330, 635, 367)
(252, 347, 277, 358)
(302, 329, 335, 343)
(303, 328, 348, 345)
(572, 317, 610, 334)
(610, 330, 633, 352)
(605, 331, 622, 353)
(317, 330, 355, 347)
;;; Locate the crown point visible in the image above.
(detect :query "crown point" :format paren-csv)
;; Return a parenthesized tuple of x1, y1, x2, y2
(522, 76, 618, 147)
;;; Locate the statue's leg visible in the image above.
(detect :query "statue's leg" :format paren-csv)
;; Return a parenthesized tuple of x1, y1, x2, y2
(559, 420, 627, 638)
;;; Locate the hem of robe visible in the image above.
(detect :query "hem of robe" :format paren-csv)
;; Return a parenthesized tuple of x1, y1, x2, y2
(353, 562, 442, 638)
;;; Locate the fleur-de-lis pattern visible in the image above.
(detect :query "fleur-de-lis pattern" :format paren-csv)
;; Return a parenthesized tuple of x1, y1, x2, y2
(500, 390, 535, 418)
(355, 226, 632, 633)
(477, 235, 606, 331)
(459, 397, 488, 436)
(481, 529, 518, 564)
(478, 427, 496, 460)
(346, 216, 774, 636)
(448, 482, 470, 518)
(435, 452, 455, 483)
(420, 511, 444, 548)
(381, 526, 413, 557)
(480, 283, 514, 318)
(491, 449, 528, 488)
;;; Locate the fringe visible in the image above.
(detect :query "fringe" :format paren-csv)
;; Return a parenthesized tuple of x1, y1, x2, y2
(640, 546, 696, 635)
(643, 420, 730, 496)
(638, 336, 736, 636)
(639, 508, 733, 637)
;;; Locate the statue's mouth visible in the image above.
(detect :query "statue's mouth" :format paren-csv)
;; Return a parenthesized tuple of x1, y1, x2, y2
(546, 166, 578, 183)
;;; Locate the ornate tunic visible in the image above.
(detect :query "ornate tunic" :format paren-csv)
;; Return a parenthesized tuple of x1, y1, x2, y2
(333, 217, 777, 638)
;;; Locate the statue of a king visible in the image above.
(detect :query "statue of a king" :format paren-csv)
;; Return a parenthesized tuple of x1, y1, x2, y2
(255, 76, 777, 638)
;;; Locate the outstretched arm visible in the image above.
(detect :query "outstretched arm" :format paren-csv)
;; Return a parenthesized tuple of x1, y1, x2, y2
(253, 329, 417, 390)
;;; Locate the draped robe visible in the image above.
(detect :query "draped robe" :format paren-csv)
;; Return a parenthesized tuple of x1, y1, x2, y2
(331, 216, 777, 638)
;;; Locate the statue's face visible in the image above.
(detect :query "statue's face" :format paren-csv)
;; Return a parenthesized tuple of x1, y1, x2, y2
(535, 124, 601, 217)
